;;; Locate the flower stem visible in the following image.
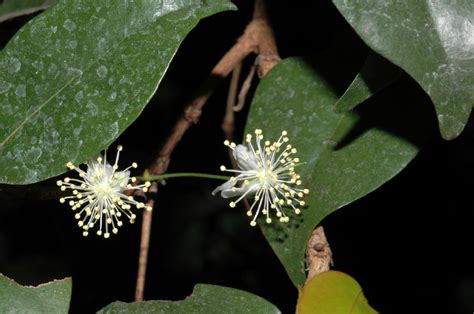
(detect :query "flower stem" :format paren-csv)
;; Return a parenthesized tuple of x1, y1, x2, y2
(138, 172, 230, 182)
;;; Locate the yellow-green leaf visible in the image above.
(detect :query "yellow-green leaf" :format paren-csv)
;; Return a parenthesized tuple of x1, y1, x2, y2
(296, 271, 377, 314)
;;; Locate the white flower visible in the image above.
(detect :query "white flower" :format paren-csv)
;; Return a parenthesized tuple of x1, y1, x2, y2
(57, 145, 151, 238)
(213, 129, 309, 226)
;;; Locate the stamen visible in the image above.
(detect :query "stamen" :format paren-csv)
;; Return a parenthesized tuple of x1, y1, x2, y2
(58, 145, 150, 238)
(213, 129, 309, 227)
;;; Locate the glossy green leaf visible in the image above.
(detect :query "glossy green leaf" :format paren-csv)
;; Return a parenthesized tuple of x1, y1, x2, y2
(245, 58, 431, 286)
(332, 0, 474, 140)
(0, 0, 56, 23)
(99, 284, 281, 314)
(296, 271, 377, 314)
(0, 274, 71, 313)
(0, 0, 235, 184)
(334, 52, 402, 112)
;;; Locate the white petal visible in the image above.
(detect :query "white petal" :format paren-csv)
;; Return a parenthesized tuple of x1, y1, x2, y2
(86, 159, 114, 177)
(213, 180, 260, 198)
(211, 180, 236, 196)
(111, 170, 130, 187)
(221, 186, 248, 198)
(233, 145, 258, 170)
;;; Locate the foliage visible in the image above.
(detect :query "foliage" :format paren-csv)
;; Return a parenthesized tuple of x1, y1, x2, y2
(0, 274, 71, 313)
(0, 0, 235, 184)
(332, 0, 474, 140)
(296, 271, 376, 314)
(99, 284, 281, 314)
(0, 0, 471, 312)
(245, 57, 432, 286)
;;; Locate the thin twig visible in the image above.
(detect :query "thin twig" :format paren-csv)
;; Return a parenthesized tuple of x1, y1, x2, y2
(222, 62, 242, 139)
(134, 183, 157, 301)
(234, 62, 257, 112)
(222, 62, 250, 212)
(135, 0, 280, 301)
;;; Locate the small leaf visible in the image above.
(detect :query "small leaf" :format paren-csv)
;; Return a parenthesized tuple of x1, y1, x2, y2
(99, 284, 281, 314)
(0, 0, 56, 23)
(334, 52, 402, 112)
(332, 0, 474, 139)
(296, 271, 377, 314)
(245, 58, 432, 287)
(0, 0, 236, 184)
(0, 274, 71, 313)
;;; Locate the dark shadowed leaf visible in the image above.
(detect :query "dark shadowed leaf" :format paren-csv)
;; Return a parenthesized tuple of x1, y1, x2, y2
(245, 58, 432, 286)
(332, 0, 474, 140)
(0, 274, 71, 313)
(296, 271, 377, 314)
(0, 0, 235, 184)
(99, 284, 281, 314)
(334, 52, 402, 112)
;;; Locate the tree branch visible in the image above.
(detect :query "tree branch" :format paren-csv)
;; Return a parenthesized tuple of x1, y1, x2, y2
(135, 0, 281, 301)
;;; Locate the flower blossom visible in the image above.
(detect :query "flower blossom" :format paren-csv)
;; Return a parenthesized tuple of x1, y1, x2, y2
(57, 145, 151, 238)
(213, 129, 309, 226)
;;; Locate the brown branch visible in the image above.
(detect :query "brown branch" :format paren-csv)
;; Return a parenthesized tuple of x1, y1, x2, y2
(222, 62, 242, 139)
(0, 3, 51, 23)
(135, 0, 281, 301)
(222, 63, 252, 213)
(305, 226, 333, 283)
(144, 0, 280, 162)
(135, 209, 151, 301)
(134, 185, 156, 301)
(235, 62, 257, 112)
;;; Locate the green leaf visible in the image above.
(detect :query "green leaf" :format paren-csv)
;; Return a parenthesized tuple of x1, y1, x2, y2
(0, 274, 71, 313)
(333, 52, 402, 112)
(0, 0, 56, 23)
(99, 284, 281, 314)
(245, 58, 431, 287)
(332, 0, 474, 140)
(0, 0, 236, 184)
(296, 271, 377, 314)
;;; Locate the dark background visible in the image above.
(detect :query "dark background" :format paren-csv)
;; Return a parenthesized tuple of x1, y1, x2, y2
(1, 1, 473, 313)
